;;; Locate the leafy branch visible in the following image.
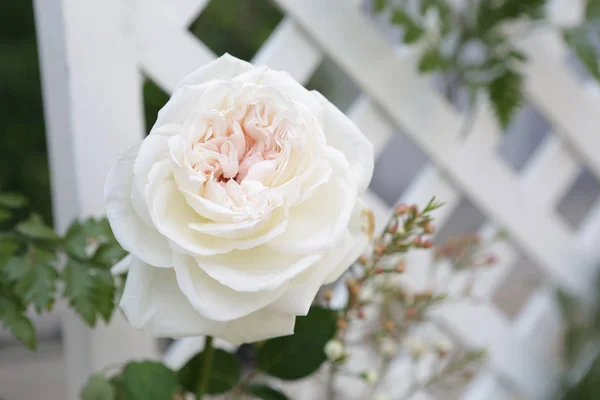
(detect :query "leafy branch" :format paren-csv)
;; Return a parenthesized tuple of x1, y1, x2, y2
(0, 192, 127, 349)
(373, 0, 600, 131)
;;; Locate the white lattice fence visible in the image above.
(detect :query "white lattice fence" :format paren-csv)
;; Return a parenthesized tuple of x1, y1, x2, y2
(32, 0, 600, 399)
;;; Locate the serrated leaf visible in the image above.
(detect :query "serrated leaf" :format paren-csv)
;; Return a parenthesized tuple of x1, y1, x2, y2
(488, 68, 523, 130)
(92, 243, 127, 269)
(0, 288, 36, 349)
(245, 384, 290, 400)
(63, 218, 115, 261)
(391, 9, 423, 44)
(0, 193, 29, 209)
(587, 0, 600, 20)
(178, 349, 241, 394)
(63, 259, 116, 326)
(123, 361, 178, 400)
(564, 26, 600, 82)
(0, 238, 20, 268)
(0, 207, 12, 223)
(109, 374, 130, 400)
(373, 0, 386, 12)
(418, 47, 452, 73)
(15, 214, 58, 241)
(4, 248, 58, 312)
(82, 374, 116, 400)
(256, 307, 337, 380)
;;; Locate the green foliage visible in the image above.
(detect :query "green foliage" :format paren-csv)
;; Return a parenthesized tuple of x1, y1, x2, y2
(372, 0, 387, 13)
(489, 69, 523, 130)
(418, 47, 451, 73)
(178, 349, 242, 394)
(587, 0, 600, 20)
(0, 192, 126, 348)
(122, 362, 178, 400)
(245, 384, 290, 400)
(391, 9, 423, 44)
(563, 26, 600, 82)
(3, 247, 58, 313)
(256, 306, 337, 380)
(81, 375, 116, 400)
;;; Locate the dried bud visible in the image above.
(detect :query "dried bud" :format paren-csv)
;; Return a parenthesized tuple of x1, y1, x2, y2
(395, 203, 408, 215)
(405, 308, 418, 319)
(422, 289, 432, 299)
(374, 244, 386, 255)
(337, 319, 348, 330)
(435, 339, 453, 357)
(409, 204, 419, 215)
(383, 320, 395, 332)
(375, 267, 384, 275)
(358, 309, 366, 319)
(323, 289, 333, 302)
(388, 222, 398, 234)
(485, 255, 497, 265)
(359, 255, 369, 265)
(422, 239, 434, 248)
(324, 339, 345, 362)
(412, 237, 423, 247)
(423, 222, 436, 234)
(395, 261, 406, 273)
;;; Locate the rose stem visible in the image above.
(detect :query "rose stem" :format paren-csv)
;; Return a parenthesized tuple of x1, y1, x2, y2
(196, 335, 215, 400)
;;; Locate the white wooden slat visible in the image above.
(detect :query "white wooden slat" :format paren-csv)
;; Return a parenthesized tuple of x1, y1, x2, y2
(347, 95, 394, 157)
(252, 18, 323, 84)
(462, 373, 514, 400)
(274, 0, 590, 297)
(137, 0, 214, 94)
(520, 31, 600, 180)
(33, 0, 159, 398)
(167, 0, 210, 27)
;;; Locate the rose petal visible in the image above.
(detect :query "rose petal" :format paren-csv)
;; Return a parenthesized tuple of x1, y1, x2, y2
(149, 180, 287, 256)
(312, 91, 374, 193)
(269, 230, 354, 316)
(104, 143, 172, 268)
(176, 53, 254, 91)
(120, 257, 295, 343)
(324, 198, 371, 284)
(268, 178, 356, 255)
(196, 246, 322, 292)
(172, 253, 288, 322)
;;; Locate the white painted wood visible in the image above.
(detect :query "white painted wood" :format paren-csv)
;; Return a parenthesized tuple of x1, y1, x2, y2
(34, 0, 159, 398)
(168, 0, 210, 27)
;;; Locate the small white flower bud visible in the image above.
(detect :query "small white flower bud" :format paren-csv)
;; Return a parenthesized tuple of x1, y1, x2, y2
(358, 286, 375, 303)
(361, 369, 379, 383)
(379, 337, 398, 358)
(324, 339, 345, 362)
(402, 337, 429, 358)
(435, 338, 453, 355)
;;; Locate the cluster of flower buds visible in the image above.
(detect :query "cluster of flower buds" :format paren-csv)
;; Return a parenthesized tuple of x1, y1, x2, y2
(434, 233, 499, 270)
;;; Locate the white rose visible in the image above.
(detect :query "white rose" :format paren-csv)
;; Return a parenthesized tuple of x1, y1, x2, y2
(105, 54, 374, 344)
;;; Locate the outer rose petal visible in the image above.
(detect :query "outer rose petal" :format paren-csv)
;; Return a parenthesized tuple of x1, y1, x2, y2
(270, 230, 355, 316)
(172, 253, 288, 322)
(268, 178, 356, 255)
(104, 143, 172, 268)
(196, 247, 322, 292)
(120, 257, 295, 344)
(176, 53, 254, 91)
(324, 198, 371, 284)
(312, 91, 374, 193)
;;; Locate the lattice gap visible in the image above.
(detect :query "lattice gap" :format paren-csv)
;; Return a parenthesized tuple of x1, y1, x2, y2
(187, 0, 283, 61)
(305, 57, 362, 112)
(434, 197, 486, 246)
(492, 255, 543, 320)
(497, 104, 550, 173)
(556, 167, 600, 231)
(142, 76, 170, 135)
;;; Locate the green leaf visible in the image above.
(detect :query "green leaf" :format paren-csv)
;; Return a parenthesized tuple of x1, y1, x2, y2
(15, 214, 58, 241)
(245, 384, 290, 400)
(178, 349, 241, 394)
(564, 26, 600, 82)
(556, 289, 589, 364)
(92, 243, 127, 269)
(63, 218, 116, 261)
(109, 374, 130, 400)
(0, 207, 12, 223)
(0, 193, 29, 209)
(123, 361, 178, 400)
(418, 47, 452, 73)
(373, 0, 386, 13)
(488, 68, 523, 130)
(507, 49, 528, 62)
(391, 9, 423, 44)
(63, 259, 116, 326)
(0, 238, 20, 267)
(0, 288, 36, 349)
(587, 0, 600, 20)
(82, 374, 116, 400)
(4, 248, 58, 312)
(256, 307, 337, 380)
